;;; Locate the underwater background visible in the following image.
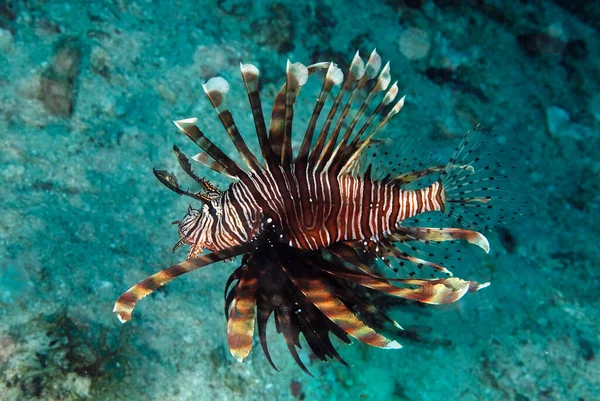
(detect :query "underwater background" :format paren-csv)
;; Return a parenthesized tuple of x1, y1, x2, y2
(1, 0, 598, 400)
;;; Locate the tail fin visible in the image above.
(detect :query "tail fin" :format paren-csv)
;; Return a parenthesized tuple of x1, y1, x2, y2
(440, 126, 526, 231)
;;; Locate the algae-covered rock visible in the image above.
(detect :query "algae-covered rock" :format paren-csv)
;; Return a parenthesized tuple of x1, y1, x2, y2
(39, 37, 82, 117)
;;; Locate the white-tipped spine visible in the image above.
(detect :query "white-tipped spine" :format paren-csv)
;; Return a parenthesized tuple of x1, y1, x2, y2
(475, 282, 491, 290)
(308, 61, 331, 71)
(203, 76, 230, 96)
(173, 117, 198, 132)
(287, 60, 309, 88)
(364, 49, 382, 79)
(382, 81, 399, 105)
(386, 340, 403, 350)
(240, 63, 259, 91)
(374, 62, 391, 93)
(349, 50, 365, 80)
(240, 62, 259, 78)
(326, 62, 344, 86)
(202, 77, 230, 113)
(388, 95, 406, 118)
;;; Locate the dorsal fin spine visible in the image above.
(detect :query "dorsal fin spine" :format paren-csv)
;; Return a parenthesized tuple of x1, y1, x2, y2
(173, 118, 243, 177)
(281, 61, 308, 167)
(296, 62, 343, 168)
(319, 51, 379, 170)
(203, 77, 261, 172)
(240, 63, 278, 170)
(327, 60, 392, 172)
(310, 52, 365, 167)
(308, 51, 367, 165)
(340, 94, 405, 175)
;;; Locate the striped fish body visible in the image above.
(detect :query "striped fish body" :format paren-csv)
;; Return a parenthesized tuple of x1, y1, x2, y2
(114, 50, 520, 374)
(230, 168, 444, 251)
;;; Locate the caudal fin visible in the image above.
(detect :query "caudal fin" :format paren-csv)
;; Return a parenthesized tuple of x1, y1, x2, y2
(440, 126, 527, 231)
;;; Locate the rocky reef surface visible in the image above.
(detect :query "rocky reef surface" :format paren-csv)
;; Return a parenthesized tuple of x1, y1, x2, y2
(0, 1, 598, 400)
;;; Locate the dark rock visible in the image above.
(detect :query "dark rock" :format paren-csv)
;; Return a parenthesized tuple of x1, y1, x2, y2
(0, 4, 15, 21)
(425, 66, 456, 84)
(39, 37, 82, 117)
(514, 393, 530, 401)
(497, 226, 517, 253)
(310, 47, 350, 73)
(386, 0, 427, 9)
(564, 39, 588, 61)
(250, 3, 294, 54)
(20, 376, 43, 398)
(217, 0, 252, 17)
(290, 380, 302, 398)
(303, 3, 338, 66)
(433, 0, 478, 8)
(479, 2, 514, 26)
(578, 337, 595, 361)
(517, 32, 566, 57)
(0, 0, 16, 33)
(553, 0, 600, 31)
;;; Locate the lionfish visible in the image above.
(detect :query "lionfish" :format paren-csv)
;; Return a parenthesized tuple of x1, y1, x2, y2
(114, 50, 517, 374)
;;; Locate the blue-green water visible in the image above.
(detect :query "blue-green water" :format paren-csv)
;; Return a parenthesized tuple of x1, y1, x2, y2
(1, 1, 598, 400)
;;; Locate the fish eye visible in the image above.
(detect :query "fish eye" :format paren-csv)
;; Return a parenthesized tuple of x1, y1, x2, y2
(201, 202, 219, 217)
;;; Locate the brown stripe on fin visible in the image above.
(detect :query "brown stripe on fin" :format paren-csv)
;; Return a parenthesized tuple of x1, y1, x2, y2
(190, 151, 234, 179)
(380, 241, 453, 276)
(152, 168, 212, 204)
(202, 77, 261, 171)
(309, 51, 365, 166)
(318, 261, 487, 305)
(293, 305, 349, 365)
(268, 85, 286, 161)
(275, 308, 313, 376)
(270, 62, 328, 166)
(296, 62, 343, 167)
(327, 242, 379, 275)
(391, 165, 445, 185)
(256, 296, 278, 371)
(339, 82, 400, 175)
(349, 78, 398, 150)
(227, 272, 259, 362)
(282, 263, 401, 350)
(173, 118, 243, 177)
(240, 63, 278, 168)
(281, 60, 309, 167)
(357, 93, 406, 153)
(113, 245, 249, 323)
(393, 227, 490, 253)
(172, 145, 223, 195)
(329, 275, 404, 331)
(339, 90, 404, 175)
(391, 277, 489, 304)
(318, 51, 377, 170)
(328, 60, 393, 172)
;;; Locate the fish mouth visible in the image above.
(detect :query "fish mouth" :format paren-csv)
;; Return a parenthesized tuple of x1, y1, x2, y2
(172, 236, 187, 254)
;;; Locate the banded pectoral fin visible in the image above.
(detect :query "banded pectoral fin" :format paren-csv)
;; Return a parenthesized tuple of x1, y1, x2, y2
(282, 261, 402, 350)
(392, 226, 490, 253)
(388, 277, 489, 305)
(320, 262, 488, 305)
(113, 244, 249, 323)
(391, 166, 444, 186)
(227, 268, 259, 363)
